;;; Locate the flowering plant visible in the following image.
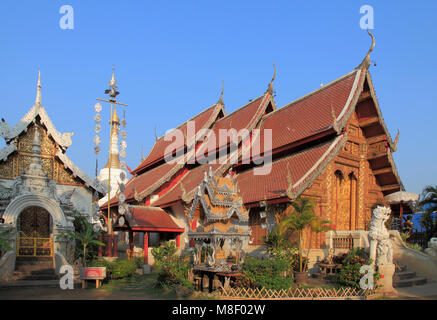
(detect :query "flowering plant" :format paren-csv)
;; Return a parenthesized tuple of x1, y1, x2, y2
(336, 248, 380, 289)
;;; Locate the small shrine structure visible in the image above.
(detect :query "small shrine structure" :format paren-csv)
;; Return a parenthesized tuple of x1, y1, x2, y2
(187, 167, 250, 281)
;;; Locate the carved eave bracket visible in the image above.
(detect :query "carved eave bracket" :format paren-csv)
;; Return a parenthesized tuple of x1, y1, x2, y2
(390, 129, 400, 152)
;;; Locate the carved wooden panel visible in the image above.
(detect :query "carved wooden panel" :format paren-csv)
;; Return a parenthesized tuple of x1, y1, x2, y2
(0, 159, 13, 178)
(368, 141, 387, 158)
(18, 127, 35, 153)
(41, 157, 53, 180)
(18, 155, 32, 174)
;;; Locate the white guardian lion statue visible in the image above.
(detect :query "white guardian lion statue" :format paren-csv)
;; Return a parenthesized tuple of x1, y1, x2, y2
(369, 205, 393, 266)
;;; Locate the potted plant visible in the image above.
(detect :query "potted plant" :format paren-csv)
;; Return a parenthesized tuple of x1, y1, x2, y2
(65, 219, 106, 283)
(278, 196, 334, 284)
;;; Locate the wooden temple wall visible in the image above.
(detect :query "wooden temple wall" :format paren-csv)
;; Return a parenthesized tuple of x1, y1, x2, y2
(299, 112, 385, 250)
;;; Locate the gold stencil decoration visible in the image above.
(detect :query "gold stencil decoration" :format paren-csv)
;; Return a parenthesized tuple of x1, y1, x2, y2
(0, 160, 13, 178)
(41, 157, 54, 179)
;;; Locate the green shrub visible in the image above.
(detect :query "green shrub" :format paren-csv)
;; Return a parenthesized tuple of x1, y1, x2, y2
(89, 258, 114, 272)
(133, 256, 144, 268)
(336, 248, 380, 289)
(89, 258, 136, 279)
(110, 260, 137, 279)
(236, 257, 293, 290)
(151, 241, 177, 265)
(406, 243, 424, 252)
(152, 241, 192, 293)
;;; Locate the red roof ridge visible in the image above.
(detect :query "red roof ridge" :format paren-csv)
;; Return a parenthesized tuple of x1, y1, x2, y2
(262, 68, 359, 121)
(213, 94, 265, 125)
(133, 102, 224, 174)
(292, 134, 346, 191)
(157, 102, 224, 140)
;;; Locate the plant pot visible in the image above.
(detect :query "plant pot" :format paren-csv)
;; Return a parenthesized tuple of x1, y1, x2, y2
(80, 267, 107, 280)
(294, 271, 308, 284)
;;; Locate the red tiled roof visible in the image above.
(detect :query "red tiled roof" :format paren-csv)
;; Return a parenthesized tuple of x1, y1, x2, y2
(153, 161, 225, 207)
(132, 103, 223, 174)
(128, 206, 184, 231)
(104, 161, 182, 207)
(236, 136, 346, 204)
(253, 69, 362, 157)
(194, 94, 271, 161)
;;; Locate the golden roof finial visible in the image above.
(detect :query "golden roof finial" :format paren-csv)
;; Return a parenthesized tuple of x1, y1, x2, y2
(267, 63, 276, 94)
(218, 80, 224, 105)
(360, 30, 375, 68)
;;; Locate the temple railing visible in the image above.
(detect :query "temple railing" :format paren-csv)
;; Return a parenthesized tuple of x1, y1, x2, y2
(325, 230, 369, 250)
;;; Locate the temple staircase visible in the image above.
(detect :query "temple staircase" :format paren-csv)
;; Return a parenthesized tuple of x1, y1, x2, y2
(393, 263, 427, 288)
(12, 257, 59, 282)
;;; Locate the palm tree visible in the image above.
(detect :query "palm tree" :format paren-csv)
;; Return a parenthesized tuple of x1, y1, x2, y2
(278, 196, 334, 273)
(304, 216, 335, 271)
(65, 220, 105, 266)
(278, 197, 314, 273)
(419, 185, 437, 241)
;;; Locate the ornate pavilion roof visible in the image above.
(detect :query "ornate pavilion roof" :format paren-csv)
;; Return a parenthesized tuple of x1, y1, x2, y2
(0, 72, 107, 195)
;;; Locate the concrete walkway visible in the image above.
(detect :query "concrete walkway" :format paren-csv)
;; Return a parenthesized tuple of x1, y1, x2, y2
(396, 282, 437, 300)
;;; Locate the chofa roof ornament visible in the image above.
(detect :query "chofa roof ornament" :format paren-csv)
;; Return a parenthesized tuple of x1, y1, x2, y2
(359, 29, 375, 68)
(267, 63, 276, 94)
(218, 80, 224, 105)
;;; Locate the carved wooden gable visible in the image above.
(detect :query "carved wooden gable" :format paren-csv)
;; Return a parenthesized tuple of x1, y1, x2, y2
(0, 120, 83, 186)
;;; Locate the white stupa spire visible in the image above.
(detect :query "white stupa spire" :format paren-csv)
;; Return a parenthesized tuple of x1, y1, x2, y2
(35, 71, 42, 106)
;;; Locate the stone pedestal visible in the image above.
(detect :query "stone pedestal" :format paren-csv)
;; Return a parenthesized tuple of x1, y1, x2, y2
(142, 264, 151, 274)
(377, 264, 397, 297)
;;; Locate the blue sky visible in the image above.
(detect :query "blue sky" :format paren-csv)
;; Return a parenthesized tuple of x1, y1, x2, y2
(0, 0, 436, 194)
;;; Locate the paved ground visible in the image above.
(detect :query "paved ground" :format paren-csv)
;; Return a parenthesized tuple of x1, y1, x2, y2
(396, 282, 437, 300)
(0, 275, 436, 300)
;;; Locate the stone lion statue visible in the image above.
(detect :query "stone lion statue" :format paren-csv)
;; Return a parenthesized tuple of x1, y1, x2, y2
(369, 205, 393, 266)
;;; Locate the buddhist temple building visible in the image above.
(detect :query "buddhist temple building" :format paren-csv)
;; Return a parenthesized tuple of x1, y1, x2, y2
(0, 72, 106, 280)
(103, 32, 406, 269)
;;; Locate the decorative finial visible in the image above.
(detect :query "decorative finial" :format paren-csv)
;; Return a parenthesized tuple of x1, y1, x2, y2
(154, 125, 158, 141)
(391, 129, 400, 152)
(105, 65, 119, 99)
(181, 183, 190, 203)
(141, 145, 144, 162)
(218, 80, 224, 105)
(331, 103, 340, 134)
(35, 71, 42, 106)
(109, 65, 117, 88)
(267, 63, 276, 94)
(360, 30, 375, 68)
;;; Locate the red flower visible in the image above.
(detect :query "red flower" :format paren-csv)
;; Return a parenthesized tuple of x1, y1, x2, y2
(380, 275, 384, 279)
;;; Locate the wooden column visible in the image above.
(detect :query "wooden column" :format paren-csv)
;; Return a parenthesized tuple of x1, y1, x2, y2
(98, 234, 103, 257)
(113, 233, 118, 257)
(104, 234, 112, 257)
(176, 234, 181, 248)
(129, 230, 134, 260)
(143, 232, 149, 265)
